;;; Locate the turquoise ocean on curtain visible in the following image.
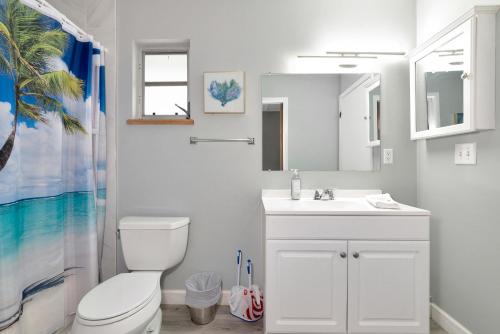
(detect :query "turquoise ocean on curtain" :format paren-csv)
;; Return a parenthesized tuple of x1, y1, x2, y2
(0, 0, 106, 332)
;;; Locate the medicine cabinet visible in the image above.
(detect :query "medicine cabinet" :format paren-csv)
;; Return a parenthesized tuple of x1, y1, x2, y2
(409, 6, 497, 140)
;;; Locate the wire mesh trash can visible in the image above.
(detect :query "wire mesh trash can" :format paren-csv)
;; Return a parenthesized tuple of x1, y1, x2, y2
(185, 272, 222, 325)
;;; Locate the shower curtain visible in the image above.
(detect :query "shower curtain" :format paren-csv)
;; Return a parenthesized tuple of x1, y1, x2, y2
(0, 0, 106, 332)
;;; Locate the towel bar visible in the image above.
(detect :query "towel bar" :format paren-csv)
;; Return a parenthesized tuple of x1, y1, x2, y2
(189, 137, 255, 145)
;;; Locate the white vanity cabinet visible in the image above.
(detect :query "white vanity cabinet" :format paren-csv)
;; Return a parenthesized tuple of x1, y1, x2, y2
(262, 191, 431, 334)
(347, 241, 429, 334)
(266, 240, 348, 333)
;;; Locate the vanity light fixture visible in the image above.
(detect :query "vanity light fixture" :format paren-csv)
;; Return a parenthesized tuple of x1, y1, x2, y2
(339, 64, 358, 68)
(298, 54, 377, 59)
(326, 51, 406, 58)
(293, 51, 404, 72)
(298, 51, 405, 59)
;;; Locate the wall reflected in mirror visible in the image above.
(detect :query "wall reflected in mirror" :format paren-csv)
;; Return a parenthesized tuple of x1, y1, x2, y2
(415, 30, 465, 131)
(262, 73, 381, 172)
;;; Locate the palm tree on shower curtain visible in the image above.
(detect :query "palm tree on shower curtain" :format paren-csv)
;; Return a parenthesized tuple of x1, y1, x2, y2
(0, 0, 86, 171)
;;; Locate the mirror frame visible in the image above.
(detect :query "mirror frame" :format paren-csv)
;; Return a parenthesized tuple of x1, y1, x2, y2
(409, 18, 473, 140)
(366, 77, 381, 147)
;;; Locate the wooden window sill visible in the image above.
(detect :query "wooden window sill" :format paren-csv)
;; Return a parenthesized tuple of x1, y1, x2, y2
(127, 118, 194, 125)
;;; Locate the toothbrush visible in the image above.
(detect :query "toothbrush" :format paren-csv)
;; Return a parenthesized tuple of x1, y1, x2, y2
(236, 250, 242, 286)
(247, 259, 252, 288)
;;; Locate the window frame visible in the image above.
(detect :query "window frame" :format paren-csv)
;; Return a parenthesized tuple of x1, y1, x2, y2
(141, 50, 190, 118)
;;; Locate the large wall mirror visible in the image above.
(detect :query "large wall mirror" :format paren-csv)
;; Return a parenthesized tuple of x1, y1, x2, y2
(262, 73, 381, 172)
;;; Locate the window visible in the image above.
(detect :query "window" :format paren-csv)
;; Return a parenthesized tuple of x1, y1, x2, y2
(142, 52, 189, 117)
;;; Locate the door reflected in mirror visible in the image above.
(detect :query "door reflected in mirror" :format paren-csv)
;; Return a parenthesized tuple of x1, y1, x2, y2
(262, 73, 381, 172)
(414, 30, 465, 131)
(368, 83, 381, 145)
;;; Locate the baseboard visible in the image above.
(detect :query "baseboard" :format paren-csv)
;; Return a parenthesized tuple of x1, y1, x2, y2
(430, 303, 473, 334)
(161, 289, 231, 305)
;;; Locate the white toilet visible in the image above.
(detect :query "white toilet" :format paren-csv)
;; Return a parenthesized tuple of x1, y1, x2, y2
(71, 216, 190, 334)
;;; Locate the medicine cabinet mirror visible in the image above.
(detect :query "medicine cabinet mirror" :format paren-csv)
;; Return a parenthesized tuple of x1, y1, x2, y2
(261, 73, 381, 172)
(409, 7, 496, 140)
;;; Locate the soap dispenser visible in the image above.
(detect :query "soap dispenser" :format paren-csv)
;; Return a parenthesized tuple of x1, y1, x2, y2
(291, 169, 301, 200)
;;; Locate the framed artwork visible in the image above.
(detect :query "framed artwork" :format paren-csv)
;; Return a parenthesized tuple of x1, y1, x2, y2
(204, 71, 245, 113)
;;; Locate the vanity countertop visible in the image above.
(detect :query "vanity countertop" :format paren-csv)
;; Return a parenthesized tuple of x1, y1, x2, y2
(262, 189, 430, 216)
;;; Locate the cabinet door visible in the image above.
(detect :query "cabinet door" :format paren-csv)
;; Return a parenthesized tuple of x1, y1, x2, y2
(266, 240, 347, 333)
(410, 18, 473, 139)
(348, 241, 429, 334)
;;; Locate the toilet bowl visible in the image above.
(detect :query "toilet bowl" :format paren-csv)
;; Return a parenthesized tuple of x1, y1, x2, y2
(71, 217, 189, 334)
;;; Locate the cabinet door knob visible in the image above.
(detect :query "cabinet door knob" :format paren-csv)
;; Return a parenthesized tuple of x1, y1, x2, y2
(353, 252, 359, 259)
(340, 252, 347, 258)
(461, 72, 470, 80)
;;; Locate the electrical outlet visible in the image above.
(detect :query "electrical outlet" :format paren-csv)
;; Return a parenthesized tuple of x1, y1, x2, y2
(455, 143, 476, 165)
(383, 148, 393, 164)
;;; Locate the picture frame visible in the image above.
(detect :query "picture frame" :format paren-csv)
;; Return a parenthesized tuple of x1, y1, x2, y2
(204, 71, 245, 114)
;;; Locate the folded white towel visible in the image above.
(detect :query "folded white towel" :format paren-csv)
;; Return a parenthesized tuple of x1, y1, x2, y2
(365, 193, 400, 209)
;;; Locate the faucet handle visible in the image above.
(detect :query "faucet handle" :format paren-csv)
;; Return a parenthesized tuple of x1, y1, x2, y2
(328, 189, 335, 200)
(322, 189, 334, 200)
(314, 189, 322, 200)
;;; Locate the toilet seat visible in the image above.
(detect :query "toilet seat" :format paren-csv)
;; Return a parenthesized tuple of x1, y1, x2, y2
(77, 272, 161, 326)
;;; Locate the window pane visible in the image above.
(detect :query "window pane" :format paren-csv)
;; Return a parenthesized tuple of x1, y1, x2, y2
(144, 54, 187, 82)
(144, 86, 188, 116)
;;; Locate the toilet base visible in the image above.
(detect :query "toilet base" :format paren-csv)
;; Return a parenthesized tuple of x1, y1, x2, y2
(143, 309, 162, 334)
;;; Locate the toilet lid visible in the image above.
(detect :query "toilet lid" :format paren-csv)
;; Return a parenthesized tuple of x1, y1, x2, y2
(77, 272, 160, 321)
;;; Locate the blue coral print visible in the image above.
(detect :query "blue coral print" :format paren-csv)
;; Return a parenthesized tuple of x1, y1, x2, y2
(208, 79, 242, 106)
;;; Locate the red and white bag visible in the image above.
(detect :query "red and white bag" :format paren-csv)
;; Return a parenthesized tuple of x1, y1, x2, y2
(229, 251, 264, 321)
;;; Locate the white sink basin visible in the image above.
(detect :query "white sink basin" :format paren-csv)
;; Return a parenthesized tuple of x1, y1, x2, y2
(273, 198, 372, 211)
(261, 189, 430, 216)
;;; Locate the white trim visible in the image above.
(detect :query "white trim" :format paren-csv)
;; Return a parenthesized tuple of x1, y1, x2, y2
(431, 303, 474, 334)
(365, 77, 381, 147)
(339, 74, 373, 98)
(161, 289, 231, 306)
(262, 97, 289, 171)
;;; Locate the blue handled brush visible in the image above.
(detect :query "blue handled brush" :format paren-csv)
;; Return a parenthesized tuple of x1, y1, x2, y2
(236, 250, 242, 286)
(247, 259, 252, 288)
(230, 255, 263, 321)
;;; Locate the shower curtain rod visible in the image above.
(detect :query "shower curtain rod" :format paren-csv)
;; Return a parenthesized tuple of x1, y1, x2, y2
(20, 0, 109, 52)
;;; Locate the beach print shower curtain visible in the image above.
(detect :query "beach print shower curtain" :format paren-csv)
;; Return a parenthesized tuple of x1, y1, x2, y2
(0, 0, 106, 332)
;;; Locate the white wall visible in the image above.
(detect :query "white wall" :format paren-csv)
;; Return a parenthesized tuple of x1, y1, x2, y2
(417, 0, 500, 43)
(340, 74, 364, 93)
(116, 0, 417, 289)
(47, 0, 117, 281)
(262, 74, 341, 171)
(416, 1, 500, 333)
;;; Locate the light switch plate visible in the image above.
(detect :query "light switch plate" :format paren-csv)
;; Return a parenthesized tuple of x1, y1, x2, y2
(455, 143, 476, 165)
(383, 149, 393, 164)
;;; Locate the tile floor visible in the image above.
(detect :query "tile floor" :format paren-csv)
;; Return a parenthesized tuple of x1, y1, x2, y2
(160, 305, 449, 334)
(60, 305, 448, 333)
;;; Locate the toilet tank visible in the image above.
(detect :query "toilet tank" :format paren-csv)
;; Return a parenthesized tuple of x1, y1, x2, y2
(119, 216, 190, 271)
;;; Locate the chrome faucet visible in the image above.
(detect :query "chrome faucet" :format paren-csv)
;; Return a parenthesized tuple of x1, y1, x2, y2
(314, 189, 334, 200)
